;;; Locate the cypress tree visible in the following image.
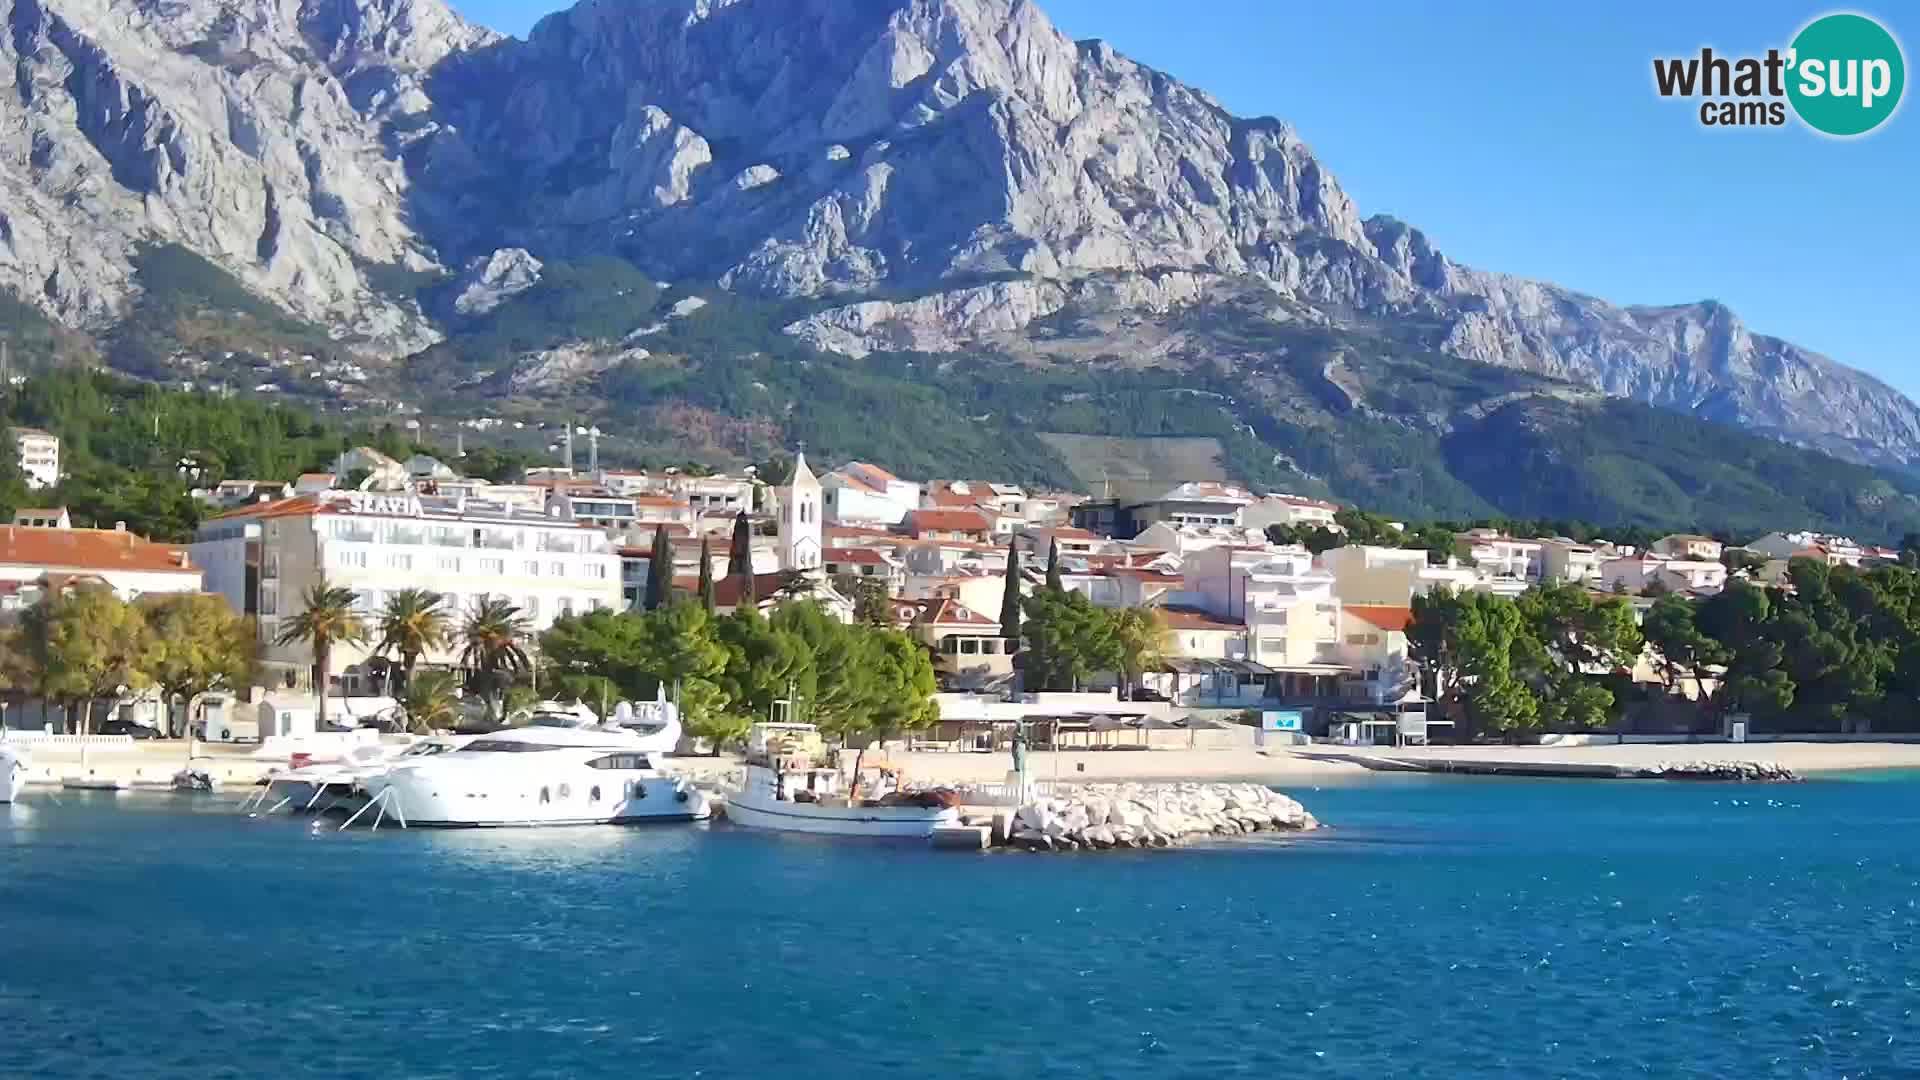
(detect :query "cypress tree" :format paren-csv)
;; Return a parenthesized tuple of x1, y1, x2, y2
(728, 511, 752, 576)
(697, 535, 716, 613)
(644, 526, 673, 610)
(999, 536, 1023, 642)
(1044, 538, 1063, 593)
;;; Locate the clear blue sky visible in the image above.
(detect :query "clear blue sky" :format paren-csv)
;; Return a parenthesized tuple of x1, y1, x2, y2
(452, 1, 1919, 399)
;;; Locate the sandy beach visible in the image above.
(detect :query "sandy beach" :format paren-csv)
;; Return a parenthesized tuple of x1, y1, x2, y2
(670, 739, 1920, 788)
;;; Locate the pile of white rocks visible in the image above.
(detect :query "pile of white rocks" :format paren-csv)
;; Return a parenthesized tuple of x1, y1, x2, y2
(1641, 760, 1800, 783)
(1003, 783, 1318, 852)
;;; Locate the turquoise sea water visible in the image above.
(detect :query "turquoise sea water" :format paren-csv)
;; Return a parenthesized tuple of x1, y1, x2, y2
(4, 775, 1920, 1078)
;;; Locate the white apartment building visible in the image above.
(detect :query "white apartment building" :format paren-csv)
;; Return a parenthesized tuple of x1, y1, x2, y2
(1539, 538, 1604, 584)
(821, 462, 921, 526)
(1457, 529, 1543, 583)
(11, 427, 59, 489)
(1321, 545, 1433, 605)
(544, 485, 640, 531)
(599, 470, 755, 515)
(1182, 546, 1344, 683)
(1747, 530, 1865, 567)
(429, 479, 546, 513)
(193, 490, 620, 692)
(1651, 534, 1725, 562)
(1129, 482, 1255, 530)
(1334, 605, 1419, 706)
(332, 446, 408, 489)
(1243, 493, 1341, 532)
(1022, 525, 1114, 560)
(1129, 521, 1267, 558)
(1600, 555, 1728, 595)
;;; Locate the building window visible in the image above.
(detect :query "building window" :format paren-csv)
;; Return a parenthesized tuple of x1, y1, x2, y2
(388, 554, 412, 571)
(559, 598, 575, 617)
(551, 561, 564, 577)
(480, 558, 505, 575)
(439, 556, 461, 573)
(335, 549, 368, 569)
(527, 560, 541, 576)
(525, 596, 540, 620)
(260, 585, 278, 616)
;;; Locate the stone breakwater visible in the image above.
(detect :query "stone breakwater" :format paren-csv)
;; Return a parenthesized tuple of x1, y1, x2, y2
(1638, 760, 1801, 782)
(1004, 783, 1317, 852)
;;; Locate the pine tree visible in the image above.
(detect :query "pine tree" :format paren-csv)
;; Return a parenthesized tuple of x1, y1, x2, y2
(999, 536, 1023, 641)
(644, 526, 674, 610)
(697, 536, 716, 613)
(1044, 538, 1063, 593)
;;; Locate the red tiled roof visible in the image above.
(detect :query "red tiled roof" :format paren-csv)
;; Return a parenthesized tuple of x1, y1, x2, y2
(1155, 607, 1244, 632)
(902, 511, 983, 530)
(1346, 605, 1413, 633)
(211, 495, 332, 521)
(907, 508, 993, 534)
(917, 597, 996, 627)
(824, 547, 893, 566)
(0, 526, 198, 576)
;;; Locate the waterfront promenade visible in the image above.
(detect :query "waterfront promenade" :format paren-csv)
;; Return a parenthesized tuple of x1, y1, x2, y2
(13, 735, 1920, 793)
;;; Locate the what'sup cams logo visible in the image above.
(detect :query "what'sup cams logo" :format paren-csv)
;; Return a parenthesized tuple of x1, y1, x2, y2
(1654, 12, 1905, 136)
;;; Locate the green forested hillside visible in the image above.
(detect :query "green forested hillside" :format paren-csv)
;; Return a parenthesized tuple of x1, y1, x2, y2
(1444, 398, 1920, 539)
(0, 371, 470, 540)
(8, 252, 1920, 544)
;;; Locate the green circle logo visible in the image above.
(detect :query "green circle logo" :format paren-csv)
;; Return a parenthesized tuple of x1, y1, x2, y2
(1787, 13, 1905, 136)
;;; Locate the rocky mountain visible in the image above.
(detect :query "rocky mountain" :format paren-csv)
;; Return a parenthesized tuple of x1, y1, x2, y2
(0, 0, 1914, 472)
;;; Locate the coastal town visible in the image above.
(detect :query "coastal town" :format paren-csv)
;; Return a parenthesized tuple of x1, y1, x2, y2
(5, 397, 1919, 795)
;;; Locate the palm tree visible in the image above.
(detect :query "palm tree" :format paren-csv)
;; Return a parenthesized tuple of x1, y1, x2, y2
(458, 597, 531, 725)
(275, 579, 368, 731)
(400, 669, 461, 734)
(374, 588, 449, 695)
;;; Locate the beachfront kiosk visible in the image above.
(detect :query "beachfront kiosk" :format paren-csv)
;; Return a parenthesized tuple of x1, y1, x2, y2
(1331, 690, 1441, 746)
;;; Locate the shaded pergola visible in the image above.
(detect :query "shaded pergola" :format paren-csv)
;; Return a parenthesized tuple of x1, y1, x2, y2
(1156, 657, 1349, 704)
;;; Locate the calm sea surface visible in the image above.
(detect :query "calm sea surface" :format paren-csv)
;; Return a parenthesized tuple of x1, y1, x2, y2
(5, 774, 1920, 1078)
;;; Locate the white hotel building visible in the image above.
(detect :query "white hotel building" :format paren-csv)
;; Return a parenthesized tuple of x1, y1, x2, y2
(192, 490, 620, 693)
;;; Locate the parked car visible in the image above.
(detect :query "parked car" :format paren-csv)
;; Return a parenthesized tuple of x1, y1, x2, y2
(1124, 687, 1170, 703)
(96, 719, 162, 739)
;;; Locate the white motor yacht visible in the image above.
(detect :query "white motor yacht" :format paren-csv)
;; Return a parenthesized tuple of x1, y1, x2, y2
(1, 743, 28, 803)
(259, 736, 472, 815)
(359, 724, 710, 827)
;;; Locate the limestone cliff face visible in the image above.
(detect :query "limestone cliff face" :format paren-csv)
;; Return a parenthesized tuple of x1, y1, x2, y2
(0, 0, 1913, 466)
(0, 0, 498, 349)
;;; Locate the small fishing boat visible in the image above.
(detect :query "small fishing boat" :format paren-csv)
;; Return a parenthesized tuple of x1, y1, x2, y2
(722, 724, 960, 838)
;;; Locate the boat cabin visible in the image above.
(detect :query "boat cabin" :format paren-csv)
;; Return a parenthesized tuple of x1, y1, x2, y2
(747, 722, 823, 759)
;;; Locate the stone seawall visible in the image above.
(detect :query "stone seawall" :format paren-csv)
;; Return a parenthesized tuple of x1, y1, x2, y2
(1002, 783, 1317, 851)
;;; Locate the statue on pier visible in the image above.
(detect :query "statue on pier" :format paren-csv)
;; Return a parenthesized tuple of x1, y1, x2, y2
(1009, 719, 1031, 801)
